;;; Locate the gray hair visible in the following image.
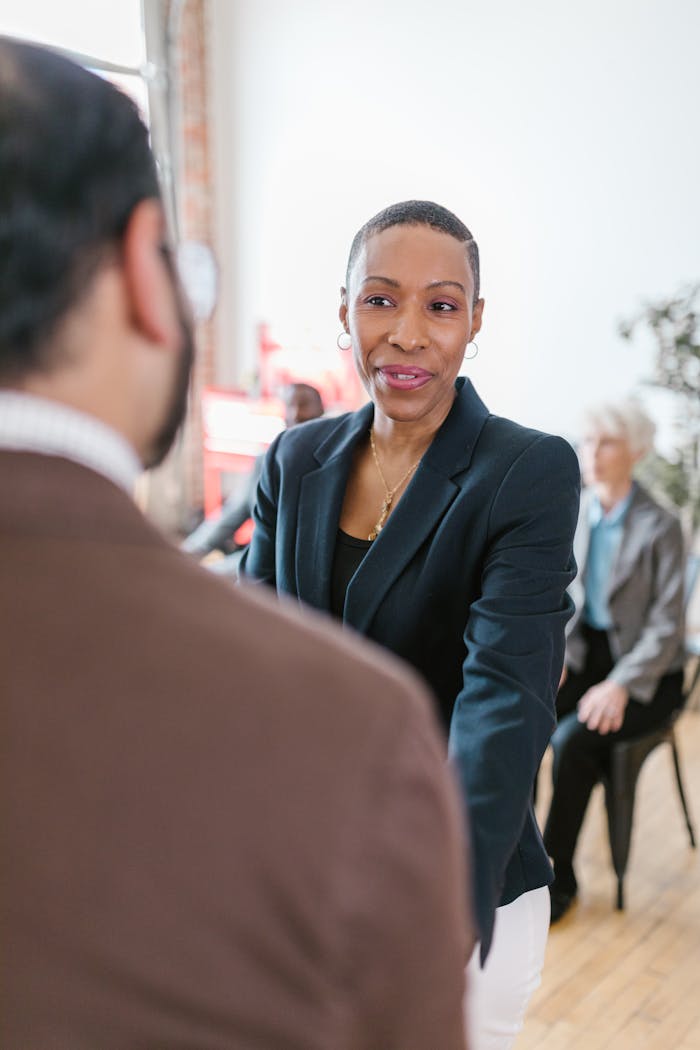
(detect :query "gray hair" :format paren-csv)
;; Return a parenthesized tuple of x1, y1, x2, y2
(580, 398, 656, 457)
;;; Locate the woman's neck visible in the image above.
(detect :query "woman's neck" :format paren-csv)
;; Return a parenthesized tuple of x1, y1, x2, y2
(594, 479, 633, 513)
(371, 394, 455, 460)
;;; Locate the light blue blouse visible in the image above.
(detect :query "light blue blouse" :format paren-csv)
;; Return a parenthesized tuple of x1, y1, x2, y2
(584, 485, 635, 629)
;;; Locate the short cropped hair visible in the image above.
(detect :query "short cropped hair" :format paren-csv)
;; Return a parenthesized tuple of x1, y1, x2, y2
(284, 382, 324, 411)
(345, 200, 480, 304)
(0, 37, 160, 378)
(581, 398, 657, 458)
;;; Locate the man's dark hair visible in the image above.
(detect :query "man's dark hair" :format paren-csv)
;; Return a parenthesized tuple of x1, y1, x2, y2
(345, 200, 480, 304)
(0, 37, 161, 378)
(287, 382, 324, 410)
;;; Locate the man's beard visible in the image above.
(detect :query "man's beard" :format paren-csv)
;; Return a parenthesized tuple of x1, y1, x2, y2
(144, 278, 196, 470)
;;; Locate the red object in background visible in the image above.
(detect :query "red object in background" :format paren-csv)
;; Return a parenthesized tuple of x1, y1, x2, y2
(201, 387, 285, 517)
(257, 323, 282, 397)
(233, 518, 255, 547)
(257, 322, 365, 410)
(201, 326, 366, 520)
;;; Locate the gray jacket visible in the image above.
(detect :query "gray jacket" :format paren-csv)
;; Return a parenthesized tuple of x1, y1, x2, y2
(566, 483, 685, 702)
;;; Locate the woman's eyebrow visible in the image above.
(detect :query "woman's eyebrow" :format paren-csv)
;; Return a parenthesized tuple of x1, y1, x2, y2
(427, 280, 466, 294)
(361, 275, 401, 287)
(361, 277, 466, 293)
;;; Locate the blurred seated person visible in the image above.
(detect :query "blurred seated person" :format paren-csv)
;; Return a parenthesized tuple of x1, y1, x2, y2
(183, 382, 323, 566)
(543, 398, 686, 922)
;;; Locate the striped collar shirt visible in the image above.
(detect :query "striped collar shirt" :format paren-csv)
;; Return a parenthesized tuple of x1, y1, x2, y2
(0, 391, 141, 494)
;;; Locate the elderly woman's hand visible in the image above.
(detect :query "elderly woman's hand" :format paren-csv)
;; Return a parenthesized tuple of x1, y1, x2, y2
(577, 680, 629, 734)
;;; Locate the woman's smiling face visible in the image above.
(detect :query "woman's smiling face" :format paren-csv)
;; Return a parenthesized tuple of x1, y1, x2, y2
(340, 223, 484, 430)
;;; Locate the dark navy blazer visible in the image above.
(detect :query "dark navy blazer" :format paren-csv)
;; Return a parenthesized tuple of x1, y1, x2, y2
(242, 378, 580, 957)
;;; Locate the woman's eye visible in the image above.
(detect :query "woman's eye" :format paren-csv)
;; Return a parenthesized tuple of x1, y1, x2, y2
(430, 300, 457, 312)
(365, 295, 393, 307)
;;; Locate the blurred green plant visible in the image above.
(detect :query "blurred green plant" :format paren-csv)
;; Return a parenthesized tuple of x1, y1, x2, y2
(620, 283, 700, 535)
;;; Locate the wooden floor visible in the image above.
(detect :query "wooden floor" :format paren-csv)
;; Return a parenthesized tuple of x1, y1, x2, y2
(516, 707, 700, 1050)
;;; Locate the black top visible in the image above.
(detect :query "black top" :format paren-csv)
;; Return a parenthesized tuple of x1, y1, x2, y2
(330, 529, 372, 619)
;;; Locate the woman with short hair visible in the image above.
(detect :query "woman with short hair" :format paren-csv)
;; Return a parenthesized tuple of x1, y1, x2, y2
(242, 200, 580, 1049)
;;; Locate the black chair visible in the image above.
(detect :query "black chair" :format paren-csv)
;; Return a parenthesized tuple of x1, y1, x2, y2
(603, 709, 696, 909)
(602, 553, 700, 910)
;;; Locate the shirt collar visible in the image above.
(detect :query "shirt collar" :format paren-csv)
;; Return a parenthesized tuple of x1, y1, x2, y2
(0, 391, 142, 493)
(588, 483, 635, 528)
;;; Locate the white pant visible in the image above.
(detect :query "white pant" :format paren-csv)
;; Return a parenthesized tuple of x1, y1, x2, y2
(465, 886, 550, 1050)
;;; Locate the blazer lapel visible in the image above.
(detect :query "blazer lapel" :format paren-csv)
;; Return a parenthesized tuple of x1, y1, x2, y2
(344, 378, 490, 632)
(294, 403, 373, 610)
(607, 486, 653, 600)
(343, 465, 459, 631)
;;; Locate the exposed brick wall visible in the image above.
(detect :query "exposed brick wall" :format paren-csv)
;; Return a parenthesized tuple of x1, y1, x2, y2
(138, 0, 216, 535)
(177, 0, 215, 524)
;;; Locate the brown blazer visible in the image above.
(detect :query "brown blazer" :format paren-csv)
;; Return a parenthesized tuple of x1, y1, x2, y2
(0, 451, 471, 1050)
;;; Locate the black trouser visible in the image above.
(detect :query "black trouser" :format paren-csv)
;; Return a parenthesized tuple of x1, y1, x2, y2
(542, 625, 684, 867)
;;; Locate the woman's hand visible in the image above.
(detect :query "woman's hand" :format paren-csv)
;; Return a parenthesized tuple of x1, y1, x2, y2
(577, 681, 629, 734)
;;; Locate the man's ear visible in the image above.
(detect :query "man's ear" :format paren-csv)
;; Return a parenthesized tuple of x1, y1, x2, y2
(122, 199, 180, 349)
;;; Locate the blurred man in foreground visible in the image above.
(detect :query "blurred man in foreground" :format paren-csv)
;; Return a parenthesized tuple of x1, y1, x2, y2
(0, 37, 472, 1049)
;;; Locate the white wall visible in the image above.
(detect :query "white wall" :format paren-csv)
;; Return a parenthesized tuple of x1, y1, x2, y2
(208, 0, 700, 449)
(0, 0, 144, 64)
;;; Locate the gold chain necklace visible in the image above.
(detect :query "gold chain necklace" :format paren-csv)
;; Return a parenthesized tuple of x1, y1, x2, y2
(368, 428, 421, 541)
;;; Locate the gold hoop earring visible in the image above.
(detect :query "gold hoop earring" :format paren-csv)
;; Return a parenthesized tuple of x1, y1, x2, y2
(337, 331, 352, 351)
(464, 340, 479, 361)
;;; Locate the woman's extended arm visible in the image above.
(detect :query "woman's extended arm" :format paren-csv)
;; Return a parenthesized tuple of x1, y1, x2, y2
(448, 434, 580, 958)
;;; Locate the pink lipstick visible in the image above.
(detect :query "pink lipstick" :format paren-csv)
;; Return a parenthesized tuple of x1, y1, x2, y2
(378, 365, 433, 391)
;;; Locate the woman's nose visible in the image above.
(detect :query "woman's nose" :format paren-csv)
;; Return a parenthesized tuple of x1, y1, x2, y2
(388, 306, 429, 351)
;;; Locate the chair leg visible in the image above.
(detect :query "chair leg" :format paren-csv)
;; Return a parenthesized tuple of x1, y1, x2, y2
(607, 720, 694, 913)
(606, 735, 659, 911)
(605, 761, 640, 912)
(671, 735, 697, 848)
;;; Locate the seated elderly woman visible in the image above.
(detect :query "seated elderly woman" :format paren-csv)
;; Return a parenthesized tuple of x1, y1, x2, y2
(543, 398, 686, 922)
